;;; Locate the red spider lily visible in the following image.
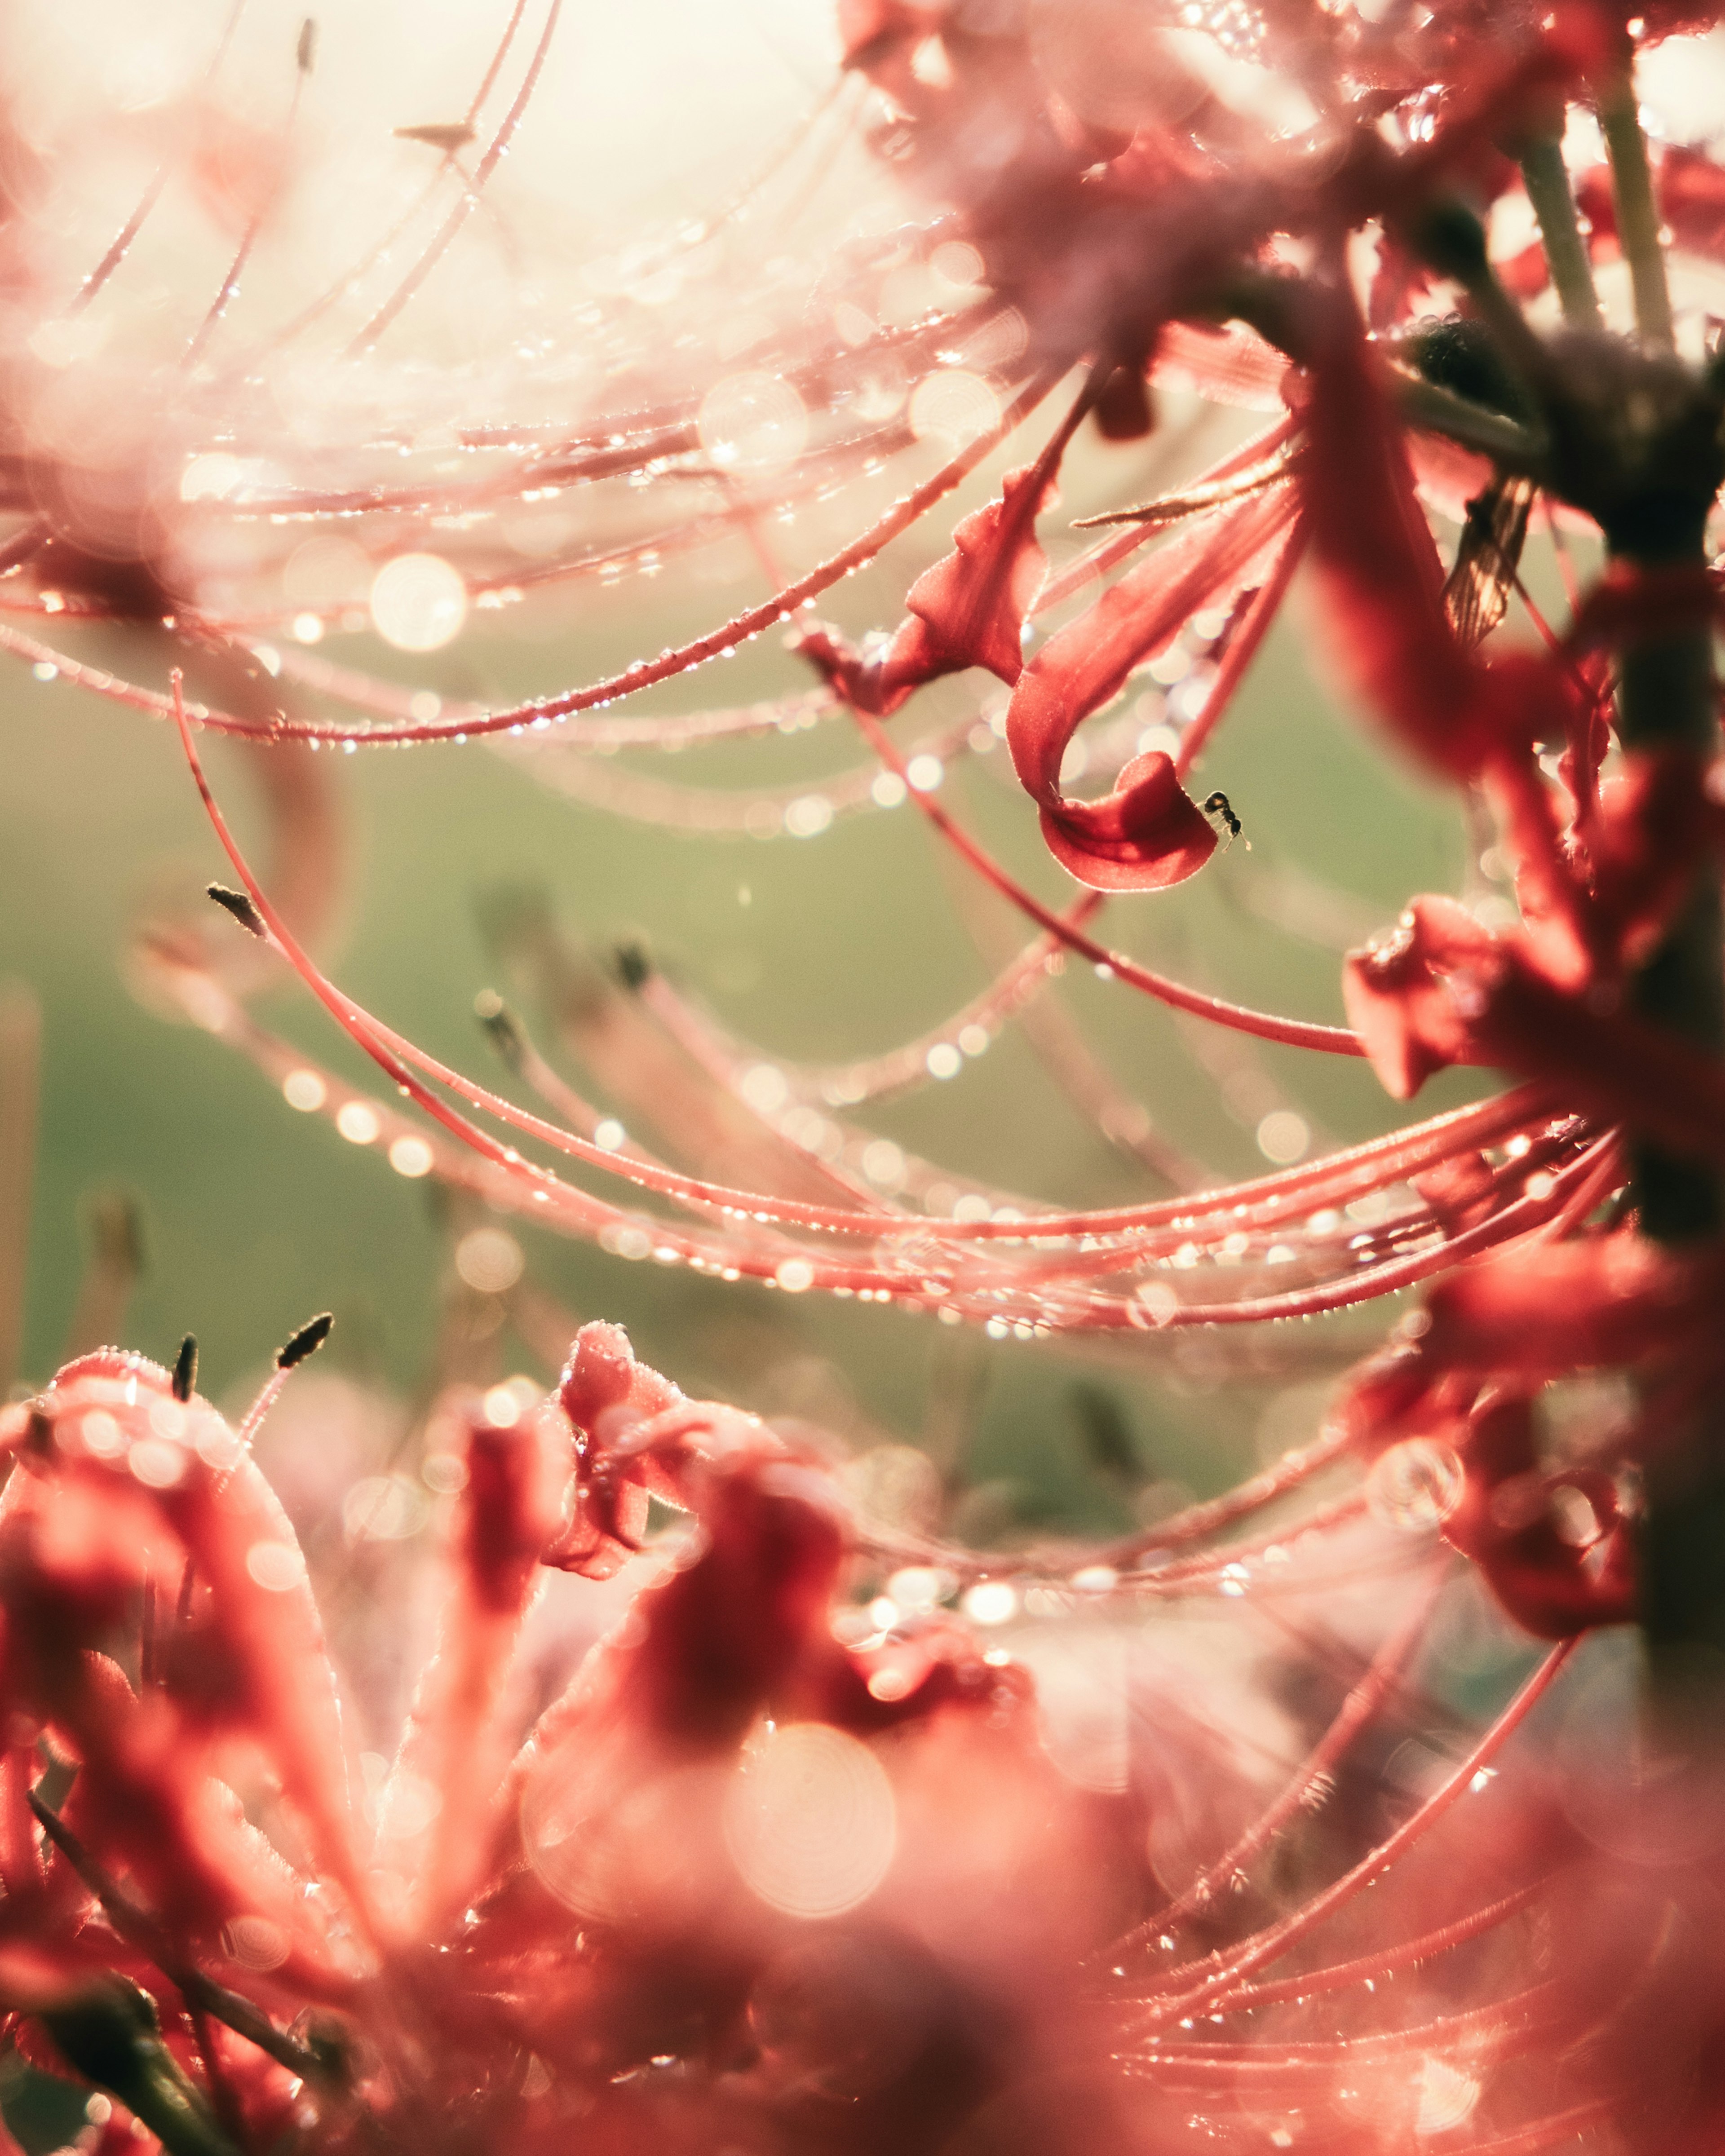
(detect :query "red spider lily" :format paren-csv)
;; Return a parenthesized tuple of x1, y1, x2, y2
(11, 0, 1725, 2149)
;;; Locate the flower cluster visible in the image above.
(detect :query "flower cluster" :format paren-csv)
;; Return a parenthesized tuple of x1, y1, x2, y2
(6, 0, 1725, 2147)
(0, 1325, 1717, 2156)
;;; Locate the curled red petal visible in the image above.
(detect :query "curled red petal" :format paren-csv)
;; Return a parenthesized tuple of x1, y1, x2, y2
(792, 619, 907, 718)
(1345, 889, 1725, 1154)
(553, 1321, 684, 1577)
(1150, 319, 1288, 411)
(462, 1400, 567, 1616)
(1468, 1493, 1637, 1638)
(1564, 558, 1723, 657)
(899, 456, 1054, 684)
(1305, 297, 1585, 815)
(1332, 1341, 1442, 1457)
(1411, 1148, 1498, 1228)
(1497, 234, 1553, 301)
(1456, 960, 1725, 1163)
(1341, 896, 1495, 1098)
(559, 1319, 682, 1440)
(837, 0, 941, 81)
(796, 452, 1060, 715)
(1303, 295, 1462, 760)
(1005, 486, 1294, 889)
(378, 1392, 566, 1930)
(1007, 486, 1296, 804)
(13, 1356, 367, 1932)
(1036, 748, 1217, 892)
(1481, 726, 1595, 989)
(1589, 747, 1713, 966)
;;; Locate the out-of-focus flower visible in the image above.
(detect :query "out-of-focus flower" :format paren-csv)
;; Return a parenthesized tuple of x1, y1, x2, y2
(2, 1325, 1722, 2156)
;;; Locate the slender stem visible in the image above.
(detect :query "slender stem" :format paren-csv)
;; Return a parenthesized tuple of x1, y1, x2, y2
(1614, 622, 1723, 1219)
(1393, 373, 1547, 473)
(1518, 136, 1604, 331)
(1599, 62, 1675, 350)
(27, 1792, 326, 2081)
(1132, 1643, 1575, 2031)
(1609, 500, 1725, 1671)
(40, 1981, 243, 2156)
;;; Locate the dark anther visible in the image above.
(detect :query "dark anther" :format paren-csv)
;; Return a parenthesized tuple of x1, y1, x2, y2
(206, 885, 266, 939)
(394, 122, 475, 152)
(475, 990, 526, 1070)
(1092, 364, 1154, 442)
(1069, 1381, 1145, 1488)
(171, 1334, 198, 1403)
(296, 18, 317, 71)
(277, 1312, 333, 1370)
(612, 939, 653, 992)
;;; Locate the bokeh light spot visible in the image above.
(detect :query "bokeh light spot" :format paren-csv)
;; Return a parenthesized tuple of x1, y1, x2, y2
(388, 1134, 433, 1178)
(1367, 1438, 1465, 1532)
(336, 1101, 381, 1145)
(698, 371, 807, 472)
(246, 1540, 306, 1593)
(342, 1474, 429, 1542)
(456, 1226, 524, 1293)
(282, 1069, 326, 1113)
(724, 1723, 896, 1918)
(907, 369, 999, 446)
(1256, 1110, 1310, 1164)
(370, 553, 467, 652)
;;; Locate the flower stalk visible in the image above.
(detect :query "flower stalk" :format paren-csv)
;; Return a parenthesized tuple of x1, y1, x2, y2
(1599, 57, 1677, 350)
(1611, 453, 1725, 1670)
(1517, 133, 1605, 331)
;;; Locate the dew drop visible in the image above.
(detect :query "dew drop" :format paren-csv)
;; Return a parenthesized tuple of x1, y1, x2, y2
(1366, 1437, 1465, 1532)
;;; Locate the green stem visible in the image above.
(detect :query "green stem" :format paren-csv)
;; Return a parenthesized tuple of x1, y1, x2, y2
(1599, 64, 1676, 350)
(1393, 374, 1547, 473)
(1611, 518, 1725, 1675)
(42, 1983, 242, 2156)
(1518, 137, 1604, 331)
(1616, 641, 1724, 1239)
